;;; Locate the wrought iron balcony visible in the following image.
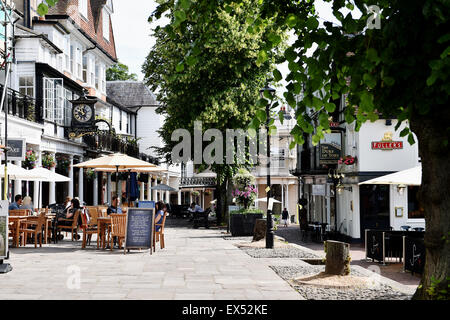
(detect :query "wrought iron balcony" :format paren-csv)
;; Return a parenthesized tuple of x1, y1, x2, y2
(82, 131, 140, 157)
(0, 84, 38, 123)
(180, 177, 217, 188)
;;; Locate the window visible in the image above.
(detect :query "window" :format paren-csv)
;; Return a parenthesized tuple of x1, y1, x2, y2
(408, 186, 424, 219)
(119, 110, 122, 131)
(19, 76, 34, 98)
(76, 46, 82, 79)
(103, 8, 110, 41)
(89, 56, 95, 86)
(82, 56, 88, 83)
(70, 44, 74, 74)
(64, 37, 70, 71)
(43, 78, 64, 125)
(95, 64, 99, 90)
(101, 65, 106, 93)
(79, 0, 88, 19)
(64, 89, 73, 127)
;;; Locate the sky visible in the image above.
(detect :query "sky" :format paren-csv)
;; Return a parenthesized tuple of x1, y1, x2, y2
(112, 0, 360, 82)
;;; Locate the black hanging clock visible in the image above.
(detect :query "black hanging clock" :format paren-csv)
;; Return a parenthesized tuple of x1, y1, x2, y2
(70, 91, 97, 128)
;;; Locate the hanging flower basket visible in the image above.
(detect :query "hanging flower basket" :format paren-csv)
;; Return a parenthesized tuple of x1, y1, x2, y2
(338, 155, 357, 165)
(56, 154, 71, 172)
(42, 153, 56, 169)
(191, 191, 200, 197)
(86, 169, 96, 181)
(23, 149, 37, 169)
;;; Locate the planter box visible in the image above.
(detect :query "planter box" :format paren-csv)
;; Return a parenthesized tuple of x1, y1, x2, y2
(230, 213, 263, 236)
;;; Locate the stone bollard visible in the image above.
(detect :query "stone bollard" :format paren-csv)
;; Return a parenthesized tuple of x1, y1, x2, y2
(324, 240, 351, 275)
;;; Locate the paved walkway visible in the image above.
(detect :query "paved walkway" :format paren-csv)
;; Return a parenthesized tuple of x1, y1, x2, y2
(1, 219, 303, 300)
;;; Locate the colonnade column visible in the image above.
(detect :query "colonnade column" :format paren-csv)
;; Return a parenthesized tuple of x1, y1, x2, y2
(140, 181, 145, 201)
(78, 156, 84, 204)
(49, 154, 56, 205)
(34, 150, 42, 208)
(106, 172, 112, 204)
(68, 155, 74, 198)
(152, 176, 157, 202)
(93, 171, 98, 206)
(178, 190, 181, 205)
(165, 173, 170, 204)
(14, 160, 22, 197)
(147, 174, 152, 201)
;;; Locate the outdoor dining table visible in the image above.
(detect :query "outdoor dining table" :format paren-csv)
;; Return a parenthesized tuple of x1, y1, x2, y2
(97, 216, 112, 249)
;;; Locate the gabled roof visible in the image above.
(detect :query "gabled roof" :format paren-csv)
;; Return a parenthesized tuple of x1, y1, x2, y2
(106, 81, 159, 108)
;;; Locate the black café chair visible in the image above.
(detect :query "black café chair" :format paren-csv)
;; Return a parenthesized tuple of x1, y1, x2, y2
(413, 227, 425, 232)
(400, 225, 411, 231)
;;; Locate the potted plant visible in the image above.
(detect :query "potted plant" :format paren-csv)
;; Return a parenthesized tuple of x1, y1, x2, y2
(229, 169, 262, 236)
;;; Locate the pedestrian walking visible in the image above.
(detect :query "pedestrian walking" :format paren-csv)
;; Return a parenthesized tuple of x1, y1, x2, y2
(282, 208, 289, 227)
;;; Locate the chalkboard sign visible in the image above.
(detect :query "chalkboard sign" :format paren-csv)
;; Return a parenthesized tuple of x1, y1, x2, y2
(138, 201, 155, 209)
(366, 230, 384, 262)
(404, 236, 425, 274)
(124, 208, 154, 253)
(0, 200, 8, 259)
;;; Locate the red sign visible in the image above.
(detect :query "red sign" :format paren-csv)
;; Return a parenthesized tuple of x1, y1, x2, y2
(371, 141, 403, 150)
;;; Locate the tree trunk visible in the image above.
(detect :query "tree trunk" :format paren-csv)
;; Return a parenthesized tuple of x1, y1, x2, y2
(324, 240, 351, 276)
(410, 115, 450, 300)
(253, 219, 267, 242)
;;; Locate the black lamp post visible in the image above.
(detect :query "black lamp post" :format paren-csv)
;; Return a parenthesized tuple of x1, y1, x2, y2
(260, 85, 276, 249)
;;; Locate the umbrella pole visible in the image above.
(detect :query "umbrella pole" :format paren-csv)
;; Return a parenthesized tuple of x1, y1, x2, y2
(128, 170, 131, 207)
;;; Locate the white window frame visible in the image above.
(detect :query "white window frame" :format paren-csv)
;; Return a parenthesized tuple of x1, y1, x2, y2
(103, 8, 110, 41)
(79, 0, 88, 20)
(18, 76, 34, 98)
(43, 78, 64, 125)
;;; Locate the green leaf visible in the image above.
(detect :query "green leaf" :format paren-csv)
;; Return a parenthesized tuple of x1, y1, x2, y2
(289, 141, 297, 150)
(185, 55, 198, 66)
(399, 127, 410, 137)
(306, 17, 319, 30)
(256, 109, 266, 122)
(179, 0, 191, 10)
(325, 102, 336, 113)
(46, 0, 57, 6)
(408, 133, 416, 145)
(286, 14, 297, 28)
(37, 3, 49, 16)
(176, 62, 184, 72)
(273, 69, 282, 82)
(367, 48, 380, 63)
(278, 110, 284, 124)
(174, 10, 187, 22)
(256, 50, 268, 66)
(383, 76, 395, 86)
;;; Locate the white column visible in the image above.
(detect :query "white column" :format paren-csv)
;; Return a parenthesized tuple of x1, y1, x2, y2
(78, 157, 84, 204)
(178, 190, 181, 205)
(68, 155, 74, 198)
(49, 155, 56, 204)
(165, 173, 170, 204)
(106, 172, 112, 204)
(140, 181, 145, 201)
(286, 183, 290, 223)
(34, 150, 42, 208)
(93, 171, 98, 206)
(14, 160, 22, 197)
(152, 176, 157, 201)
(147, 175, 151, 201)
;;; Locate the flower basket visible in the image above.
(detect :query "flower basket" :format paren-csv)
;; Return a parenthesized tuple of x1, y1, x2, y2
(42, 153, 56, 170)
(23, 149, 37, 170)
(338, 155, 357, 165)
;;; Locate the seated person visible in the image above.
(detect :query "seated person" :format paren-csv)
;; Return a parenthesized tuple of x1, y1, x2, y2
(107, 195, 123, 215)
(9, 194, 23, 211)
(21, 196, 34, 211)
(187, 202, 204, 213)
(155, 203, 167, 232)
(59, 198, 82, 226)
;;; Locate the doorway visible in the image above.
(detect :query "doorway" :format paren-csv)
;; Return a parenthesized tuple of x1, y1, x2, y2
(360, 184, 390, 237)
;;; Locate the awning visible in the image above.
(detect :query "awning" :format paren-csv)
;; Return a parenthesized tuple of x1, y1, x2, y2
(359, 165, 421, 186)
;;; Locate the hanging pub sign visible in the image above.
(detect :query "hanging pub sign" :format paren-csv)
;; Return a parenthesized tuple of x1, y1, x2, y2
(68, 92, 98, 139)
(319, 132, 342, 164)
(5, 138, 25, 161)
(371, 131, 403, 150)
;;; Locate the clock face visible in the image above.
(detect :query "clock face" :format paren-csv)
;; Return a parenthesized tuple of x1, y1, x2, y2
(73, 105, 93, 123)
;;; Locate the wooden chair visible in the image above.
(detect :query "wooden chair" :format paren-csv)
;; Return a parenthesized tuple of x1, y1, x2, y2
(57, 209, 81, 241)
(19, 210, 47, 248)
(154, 212, 167, 251)
(80, 209, 98, 249)
(110, 214, 127, 251)
(9, 209, 32, 216)
(86, 207, 99, 226)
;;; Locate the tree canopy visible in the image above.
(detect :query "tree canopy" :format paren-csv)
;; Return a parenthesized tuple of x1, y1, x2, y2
(106, 62, 138, 81)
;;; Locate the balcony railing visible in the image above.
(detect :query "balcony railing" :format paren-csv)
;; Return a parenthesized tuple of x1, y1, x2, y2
(0, 84, 38, 123)
(180, 177, 217, 188)
(83, 131, 140, 157)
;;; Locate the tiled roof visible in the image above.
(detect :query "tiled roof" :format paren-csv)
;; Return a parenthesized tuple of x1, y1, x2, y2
(106, 81, 159, 107)
(45, 0, 117, 61)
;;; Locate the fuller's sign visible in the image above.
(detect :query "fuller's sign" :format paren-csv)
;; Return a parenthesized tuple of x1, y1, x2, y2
(371, 131, 403, 150)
